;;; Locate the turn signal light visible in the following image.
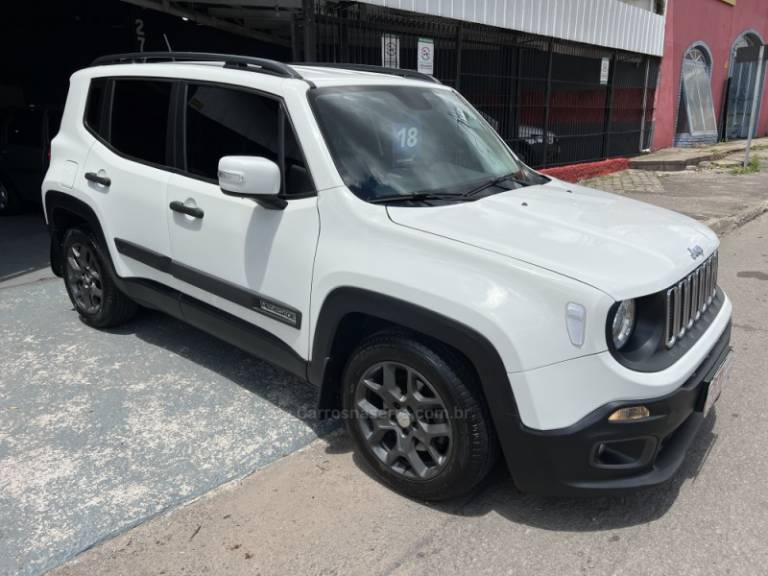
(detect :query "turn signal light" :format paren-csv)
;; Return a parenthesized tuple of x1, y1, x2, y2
(608, 406, 650, 422)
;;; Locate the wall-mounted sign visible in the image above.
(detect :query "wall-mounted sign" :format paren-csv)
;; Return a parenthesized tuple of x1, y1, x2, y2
(600, 57, 611, 85)
(382, 33, 400, 68)
(718, 0, 736, 5)
(417, 37, 435, 75)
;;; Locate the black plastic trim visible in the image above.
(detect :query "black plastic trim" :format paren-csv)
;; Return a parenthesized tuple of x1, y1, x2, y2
(513, 320, 732, 495)
(113, 238, 171, 273)
(113, 277, 307, 380)
(297, 62, 441, 84)
(113, 237, 302, 329)
(607, 288, 726, 373)
(311, 286, 731, 495)
(92, 52, 304, 80)
(45, 191, 109, 277)
(310, 286, 526, 477)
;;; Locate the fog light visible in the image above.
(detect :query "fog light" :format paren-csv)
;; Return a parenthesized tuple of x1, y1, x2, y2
(608, 406, 650, 422)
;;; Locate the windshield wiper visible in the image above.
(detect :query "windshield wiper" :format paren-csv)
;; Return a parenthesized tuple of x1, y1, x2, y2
(461, 172, 531, 198)
(368, 192, 466, 205)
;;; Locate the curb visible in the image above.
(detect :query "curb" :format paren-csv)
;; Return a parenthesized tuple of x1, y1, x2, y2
(630, 143, 768, 172)
(705, 201, 768, 237)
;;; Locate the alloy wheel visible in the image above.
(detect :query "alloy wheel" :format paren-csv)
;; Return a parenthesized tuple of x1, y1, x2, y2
(354, 361, 453, 480)
(66, 242, 104, 314)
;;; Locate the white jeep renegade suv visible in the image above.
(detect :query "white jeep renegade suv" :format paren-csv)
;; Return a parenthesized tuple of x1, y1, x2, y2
(43, 52, 733, 500)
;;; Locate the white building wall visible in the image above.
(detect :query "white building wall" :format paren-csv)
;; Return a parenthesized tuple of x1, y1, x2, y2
(356, 0, 666, 56)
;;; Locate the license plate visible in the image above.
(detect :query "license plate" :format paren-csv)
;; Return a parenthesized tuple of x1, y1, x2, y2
(703, 351, 733, 417)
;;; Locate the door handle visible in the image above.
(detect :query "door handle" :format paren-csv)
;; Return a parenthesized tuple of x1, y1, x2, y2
(84, 171, 111, 186)
(169, 200, 204, 219)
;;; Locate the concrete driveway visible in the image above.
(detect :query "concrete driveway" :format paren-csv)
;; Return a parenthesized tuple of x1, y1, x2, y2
(0, 215, 336, 576)
(48, 212, 768, 576)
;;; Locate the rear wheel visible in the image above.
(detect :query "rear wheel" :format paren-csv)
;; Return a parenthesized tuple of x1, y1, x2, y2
(62, 229, 137, 328)
(343, 331, 498, 501)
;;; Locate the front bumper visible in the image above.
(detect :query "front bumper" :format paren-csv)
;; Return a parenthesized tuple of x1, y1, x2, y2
(508, 320, 731, 496)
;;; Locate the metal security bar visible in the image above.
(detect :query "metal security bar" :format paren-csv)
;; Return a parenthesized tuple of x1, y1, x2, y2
(664, 252, 719, 349)
(302, 3, 660, 169)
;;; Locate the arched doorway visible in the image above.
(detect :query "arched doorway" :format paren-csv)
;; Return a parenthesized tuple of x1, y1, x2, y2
(674, 44, 718, 146)
(724, 31, 764, 139)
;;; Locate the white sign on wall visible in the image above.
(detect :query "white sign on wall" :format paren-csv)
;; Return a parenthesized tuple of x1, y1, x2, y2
(600, 57, 611, 85)
(417, 37, 435, 75)
(382, 34, 400, 68)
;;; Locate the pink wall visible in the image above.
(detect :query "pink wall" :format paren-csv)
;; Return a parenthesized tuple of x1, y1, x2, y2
(652, 0, 768, 150)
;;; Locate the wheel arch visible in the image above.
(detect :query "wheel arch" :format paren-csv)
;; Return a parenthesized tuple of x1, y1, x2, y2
(45, 190, 107, 277)
(309, 287, 524, 472)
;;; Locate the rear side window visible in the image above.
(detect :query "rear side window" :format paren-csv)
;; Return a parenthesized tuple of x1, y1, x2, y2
(110, 79, 172, 166)
(85, 78, 107, 137)
(185, 83, 313, 195)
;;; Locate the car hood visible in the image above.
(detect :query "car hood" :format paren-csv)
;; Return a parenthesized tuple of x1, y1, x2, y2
(386, 179, 719, 300)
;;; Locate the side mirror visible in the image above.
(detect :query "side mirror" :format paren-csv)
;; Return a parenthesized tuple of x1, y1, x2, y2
(218, 156, 286, 210)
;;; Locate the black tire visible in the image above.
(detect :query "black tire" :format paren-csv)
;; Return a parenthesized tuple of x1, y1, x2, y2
(0, 178, 21, 216)
(62, 228, 137, 328)
(343, 331, 498, 501)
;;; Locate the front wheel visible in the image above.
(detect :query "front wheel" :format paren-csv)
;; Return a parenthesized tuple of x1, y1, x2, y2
(343, 331, 498, 501)
(62, 229, 137, 328)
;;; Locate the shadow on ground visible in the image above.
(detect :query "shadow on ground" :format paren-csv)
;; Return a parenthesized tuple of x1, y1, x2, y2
(102, 308, 339, 438)
(0, 211, 52, 287)
(325, 409, 718, 532)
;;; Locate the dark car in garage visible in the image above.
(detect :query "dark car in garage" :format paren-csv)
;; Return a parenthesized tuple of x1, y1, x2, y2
(0, 105, 61, 215)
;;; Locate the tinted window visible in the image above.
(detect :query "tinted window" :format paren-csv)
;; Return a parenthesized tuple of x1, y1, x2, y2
(110, 79, 172, 166)
(185, 84, 313, 195)
(8, 110, 43, 147)
(85, 78, 107, 137)
(186, 84, 279, 180)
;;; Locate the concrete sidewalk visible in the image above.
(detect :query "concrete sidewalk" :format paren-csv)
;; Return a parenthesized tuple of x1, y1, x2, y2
(584, 147, 768, 236)
(629, 137, 768, 171)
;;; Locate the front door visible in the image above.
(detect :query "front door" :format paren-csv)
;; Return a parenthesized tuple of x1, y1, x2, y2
(166, 82, 319, 359)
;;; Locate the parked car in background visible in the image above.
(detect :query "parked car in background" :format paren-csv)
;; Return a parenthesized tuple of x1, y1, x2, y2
(0, 105, 61, 215)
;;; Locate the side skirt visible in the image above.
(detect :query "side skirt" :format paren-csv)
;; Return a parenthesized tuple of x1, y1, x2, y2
(115, 276, 309, 381)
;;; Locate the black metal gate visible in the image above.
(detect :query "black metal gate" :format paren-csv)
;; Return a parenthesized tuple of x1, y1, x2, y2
(299, 3, 659, 169)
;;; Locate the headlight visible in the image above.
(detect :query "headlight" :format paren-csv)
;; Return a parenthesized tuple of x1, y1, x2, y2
(611, 299, 636, 349)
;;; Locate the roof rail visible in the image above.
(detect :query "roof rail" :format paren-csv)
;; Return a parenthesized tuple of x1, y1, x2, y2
(296, 62, 441, 84)
(91, 52, 304, 80)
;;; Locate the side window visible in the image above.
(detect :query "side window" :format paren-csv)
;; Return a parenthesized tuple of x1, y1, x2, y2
(84, 78, 107, 137)
(110, 79, 172, 166)
(185, 83, 313, 195)
(186, 84, 279, 180)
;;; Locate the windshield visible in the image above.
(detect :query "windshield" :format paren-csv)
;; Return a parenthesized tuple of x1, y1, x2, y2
(309, 85, 530, 202)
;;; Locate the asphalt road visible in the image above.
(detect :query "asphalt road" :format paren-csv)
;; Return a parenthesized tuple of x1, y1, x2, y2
(0, 216, 336, 576)
(49, 212, 768, 576)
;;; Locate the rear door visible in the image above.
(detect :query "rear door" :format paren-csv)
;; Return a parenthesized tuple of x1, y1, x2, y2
(166, 82, 319, 360)
(81, 77, 176, 287)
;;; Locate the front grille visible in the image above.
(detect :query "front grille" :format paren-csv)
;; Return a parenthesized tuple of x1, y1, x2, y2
(664, 251, 718, 348)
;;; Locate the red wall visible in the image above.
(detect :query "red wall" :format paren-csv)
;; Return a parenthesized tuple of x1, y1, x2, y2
(652, 0, 768, 150)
